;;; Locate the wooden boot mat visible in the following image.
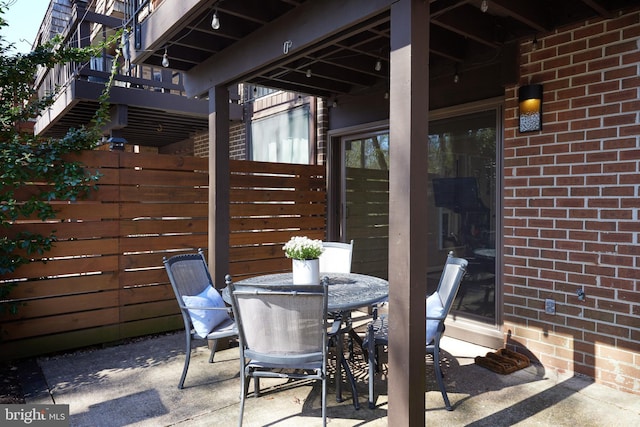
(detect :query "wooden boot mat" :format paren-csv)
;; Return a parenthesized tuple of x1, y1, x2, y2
(474, 348, 531, 374)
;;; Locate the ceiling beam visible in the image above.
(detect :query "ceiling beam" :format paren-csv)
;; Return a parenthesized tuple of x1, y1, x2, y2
(432, 7, 502, 48)
(486, 0, 550, 32)
(430, 0, 470, 18)
(430, 26, 467, 62)
(579, 0, 615, 18)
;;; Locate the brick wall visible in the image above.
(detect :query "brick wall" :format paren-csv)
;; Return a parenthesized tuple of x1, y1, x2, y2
(316, 97, 328, 165)
(503, 10, 640, 394)
(193, 131, 208, 157)
(229, 122, 246, 160)
(191, 124, 246, 160)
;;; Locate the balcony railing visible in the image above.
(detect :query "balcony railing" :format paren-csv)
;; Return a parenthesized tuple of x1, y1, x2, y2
(33, 0, 187, 105)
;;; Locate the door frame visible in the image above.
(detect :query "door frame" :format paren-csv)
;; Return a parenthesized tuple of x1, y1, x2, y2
(327, 120, 389, 242)
(428, 97, 504, 348)
(328, 97, 504, 348)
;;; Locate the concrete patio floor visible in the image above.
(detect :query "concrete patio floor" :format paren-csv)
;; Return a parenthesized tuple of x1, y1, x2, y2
(18, 326, 639, 427)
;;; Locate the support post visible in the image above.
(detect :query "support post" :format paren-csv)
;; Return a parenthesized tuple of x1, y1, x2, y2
(208, 85, 230, 287)
(388, 0, 430, 425)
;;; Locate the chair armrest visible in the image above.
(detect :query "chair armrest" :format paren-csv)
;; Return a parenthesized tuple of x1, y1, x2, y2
(180, 303, 233, 319)
(181, 304, 231, 312)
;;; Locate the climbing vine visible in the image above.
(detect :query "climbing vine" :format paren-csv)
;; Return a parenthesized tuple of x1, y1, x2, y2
(0, 2, 122, 310)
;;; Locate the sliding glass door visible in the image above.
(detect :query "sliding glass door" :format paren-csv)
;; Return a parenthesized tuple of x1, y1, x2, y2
(427, 108, 498, 324)
(341, 131, 390, 280)
(336, 100, 502, 343)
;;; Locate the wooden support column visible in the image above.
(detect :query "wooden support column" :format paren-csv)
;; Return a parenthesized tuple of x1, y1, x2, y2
(208, 85, 230, 287)
(388, 0, 430, 425)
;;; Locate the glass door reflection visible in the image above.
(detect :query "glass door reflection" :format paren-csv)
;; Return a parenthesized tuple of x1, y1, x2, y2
(426, 109, 497, 323)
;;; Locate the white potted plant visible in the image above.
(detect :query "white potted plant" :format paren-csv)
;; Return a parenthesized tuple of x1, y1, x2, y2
(283, 236, 324, 285)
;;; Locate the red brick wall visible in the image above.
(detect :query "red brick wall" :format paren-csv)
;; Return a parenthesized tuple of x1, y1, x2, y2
(229, 123, 246, 160)
(193, 131, 208, 157)
(503, 10, 640, 394)
(316, 97, 328, 165)
(191, 124, 247, 160)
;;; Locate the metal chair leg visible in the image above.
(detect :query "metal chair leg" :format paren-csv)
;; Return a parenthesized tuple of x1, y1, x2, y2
(208, 338, 218, 363)
(178, 330, 191, 389)
(433, 347, 452, 411)
(367, 323, 376, 409)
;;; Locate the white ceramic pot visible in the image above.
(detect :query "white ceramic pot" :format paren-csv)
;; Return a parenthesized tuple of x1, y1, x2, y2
(292, 258, 320, 285)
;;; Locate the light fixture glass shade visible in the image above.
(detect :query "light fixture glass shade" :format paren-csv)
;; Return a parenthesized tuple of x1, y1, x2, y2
(518, 84, 543, 132)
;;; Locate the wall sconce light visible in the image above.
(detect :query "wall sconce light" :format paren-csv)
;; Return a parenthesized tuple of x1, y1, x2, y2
(518, 84, 543, 132)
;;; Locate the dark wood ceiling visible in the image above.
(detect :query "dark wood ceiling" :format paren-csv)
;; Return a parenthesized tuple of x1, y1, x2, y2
(40, 83, 209, 148)
(137, 0, 639, 98)
(41, 100, 209, 147)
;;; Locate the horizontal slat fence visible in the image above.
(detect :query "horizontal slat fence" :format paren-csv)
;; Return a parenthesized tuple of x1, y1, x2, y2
(1, 152, 326, 360)
(228, 159, 327, 279)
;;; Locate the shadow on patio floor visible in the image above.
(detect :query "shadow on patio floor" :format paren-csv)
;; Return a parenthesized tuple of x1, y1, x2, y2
(17, 329, 639, 426)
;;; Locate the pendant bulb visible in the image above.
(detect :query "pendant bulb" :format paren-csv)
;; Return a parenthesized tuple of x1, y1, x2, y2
(162, 48, 169, 68)
(211, 11, 220, 30)
(375, 59, 382, 71)
(480, 0, 489, 13)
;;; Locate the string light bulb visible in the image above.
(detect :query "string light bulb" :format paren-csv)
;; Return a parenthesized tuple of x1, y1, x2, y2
(211, 11, 220, 30)
(375, 59, 382, 71)
(162, 48, 169, 68)
(306, 69, 312, 78)
(121, 28, 130, 61)
(480, 0, 489, 13)
(532, 35, 538, 51)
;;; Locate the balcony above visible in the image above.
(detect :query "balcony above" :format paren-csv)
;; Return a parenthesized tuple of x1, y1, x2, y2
(33, 0, 209, 148)
(34, 63, 209, 148)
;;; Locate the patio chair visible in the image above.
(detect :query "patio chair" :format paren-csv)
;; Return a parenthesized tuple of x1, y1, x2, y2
(319, 240, 354, 273)
(363, 252, 468, 410)
(226, 276, 329, 427)
(319, 239, 361, 399)
(163, 249, 237, 389)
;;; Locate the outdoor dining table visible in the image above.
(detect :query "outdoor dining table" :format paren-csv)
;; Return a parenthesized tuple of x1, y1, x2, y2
(223, 272, 389, 409)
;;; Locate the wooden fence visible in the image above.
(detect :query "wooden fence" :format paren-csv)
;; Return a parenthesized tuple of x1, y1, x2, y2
(228, 159, 327, 279)
(1, 151, 326, 360)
